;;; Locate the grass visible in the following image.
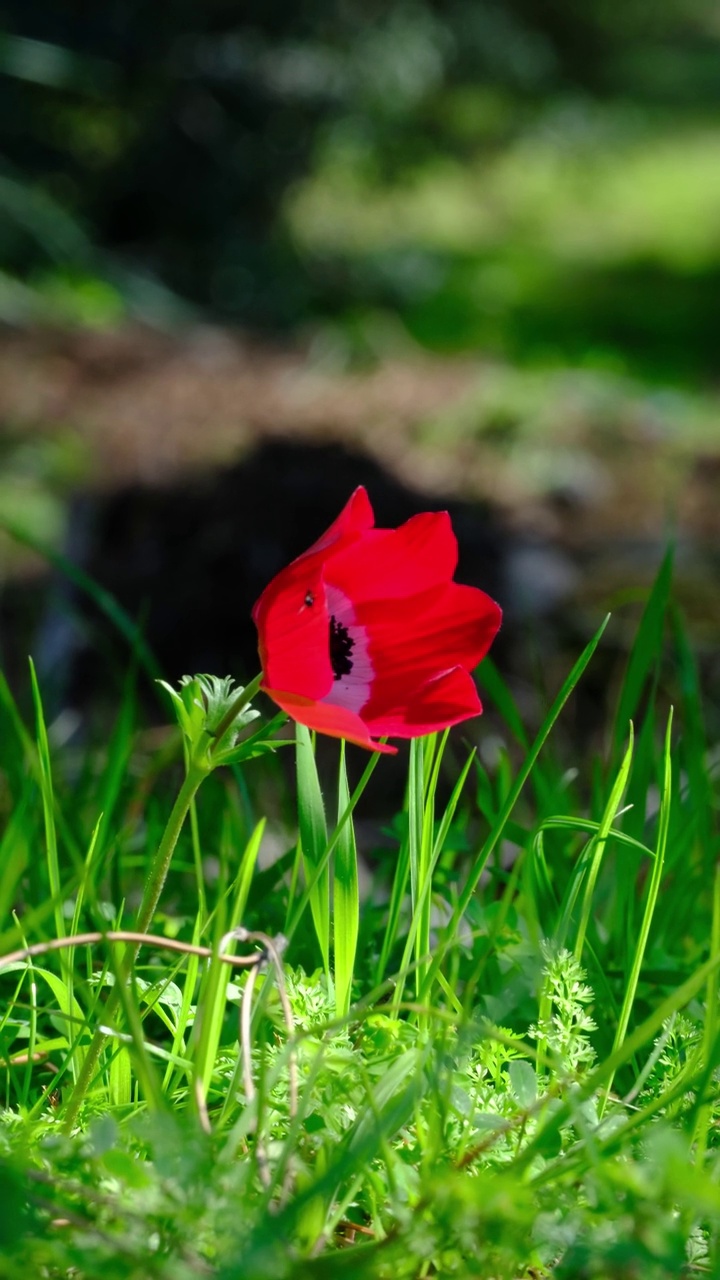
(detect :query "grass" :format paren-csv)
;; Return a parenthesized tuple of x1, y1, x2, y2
(0, 557, 719, 1278)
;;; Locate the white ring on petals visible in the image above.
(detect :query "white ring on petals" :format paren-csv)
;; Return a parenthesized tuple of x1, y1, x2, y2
(321, 583, 374, 715)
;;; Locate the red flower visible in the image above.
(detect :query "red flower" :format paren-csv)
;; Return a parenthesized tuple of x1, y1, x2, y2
(252, 487, 502, 753)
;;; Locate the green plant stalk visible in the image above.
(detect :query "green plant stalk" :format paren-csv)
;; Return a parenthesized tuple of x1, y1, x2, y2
(2, 517, 164, 690)
(62, 762, 208, 1131)
(29, 661, 68, 979)
(408, 737, 426, 1001)
(393, 734, 473, 1018)
(419, 614, 611, 1003)
(134, 764, 209, 935)
(333, 742, 359, 1019)
(692, 857, 720, 1164)
(417, 734, 445, 1004)
(574, 723, 634, 962)
(295, 724, 330, 975)
(285, 749, 383, 947)
(194, 818, 265, 1103)
(189, 793, 207, 924)
(600, 710, 672, 1114)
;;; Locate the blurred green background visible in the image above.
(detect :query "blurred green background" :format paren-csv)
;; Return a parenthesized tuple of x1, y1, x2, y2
(0, 0, 719, 709)
(0, 0, 717, 375)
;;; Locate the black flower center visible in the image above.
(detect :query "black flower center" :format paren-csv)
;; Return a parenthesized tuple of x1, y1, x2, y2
(329, 615, 354, 680)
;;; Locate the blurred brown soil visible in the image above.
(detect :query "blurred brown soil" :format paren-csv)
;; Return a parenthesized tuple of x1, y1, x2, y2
(0, 324, 478, 489)
(0, 322, 718, 574)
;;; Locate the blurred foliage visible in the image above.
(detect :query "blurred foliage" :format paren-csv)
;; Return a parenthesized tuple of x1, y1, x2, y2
(0, 0, 718, 362)
(291, 108, 720, 381)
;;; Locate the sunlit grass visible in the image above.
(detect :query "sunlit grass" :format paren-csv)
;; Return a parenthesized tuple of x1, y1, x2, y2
(0, 551, 719, 1275)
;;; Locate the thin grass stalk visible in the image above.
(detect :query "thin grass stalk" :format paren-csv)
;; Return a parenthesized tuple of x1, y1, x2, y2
(333, 742, 359, 1019)
(408, 736, 429, 1002)
(189, 792, 207, 923)
(162, 915, 202, 1094)
(28, 661, 68, 985)
(417, 733, 446, 1003)
(14, 916, 37, 1110)
(574, 724, 634, 962)
(692, 858, 720, 1163)
(64, 818, 103, 1082)
(62, 761, 208, 1130)
(420, 615, 610, 1002)
(193, 819, 265, 1102)
(374, 824, 411, 989)
(295, 724, 330, 975)
(104, 945, 165, 1112)
(1, 516, 163, 689)
(611, 548, 673, 763)
(600, 710, 672, 1114)
(393, 742, 475, 1017)
(284, 750, 382, 948)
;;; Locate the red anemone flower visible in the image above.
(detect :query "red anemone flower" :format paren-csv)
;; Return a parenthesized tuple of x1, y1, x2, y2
(252, 487, 502, 753)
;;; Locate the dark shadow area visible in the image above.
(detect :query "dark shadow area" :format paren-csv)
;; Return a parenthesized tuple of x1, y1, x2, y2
(0, 437, 646, 789)
(26, 440, 507, 712)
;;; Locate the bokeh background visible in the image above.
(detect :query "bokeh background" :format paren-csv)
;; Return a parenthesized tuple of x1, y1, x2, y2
(0, 0, 719, 742)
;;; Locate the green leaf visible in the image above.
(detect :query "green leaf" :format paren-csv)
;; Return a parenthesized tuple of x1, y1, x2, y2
(333, 743, 358, 1019)
(574, 723, 634, 962)
(509, 1059, 537, 1108)
(296, 724, 330, 974)
(612, 546, 673, 762)
(423, 613, 611, 999)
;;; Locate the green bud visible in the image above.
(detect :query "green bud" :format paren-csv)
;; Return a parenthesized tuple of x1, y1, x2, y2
(158, 674, 261, 769)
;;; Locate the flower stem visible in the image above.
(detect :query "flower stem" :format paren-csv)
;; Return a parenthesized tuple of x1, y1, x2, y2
(134, 764, 207, 936)
(62, 762, 207, 1131)
(62, 671, 265, 1131)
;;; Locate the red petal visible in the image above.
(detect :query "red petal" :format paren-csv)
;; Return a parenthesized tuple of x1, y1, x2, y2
(364, 666, 483, 737)
(299, 486, 375, 561)
(251, 487, 375, 697)
(326, 511, 457, 603)
(253, 563, 333, 700)
(262, 687, 397, 754)
(357, 582, 501, 725)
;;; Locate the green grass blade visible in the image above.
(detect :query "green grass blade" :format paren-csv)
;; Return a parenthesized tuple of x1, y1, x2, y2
(611, 546, 673, 762)
(574, 722, 634, 962)
(374, 817, 411, 990)
(28, 659, 68, 970)
(0, 789, 32, 923)
(295, 724, 330, 975)
(161, 913, 202, 1095)
(394, 740, 475, 1014)
(693, 858, 720, 1163)
(408, 735, 428, 1001)
(286, 739, 382, 955)
(421, 613, 611, 998)
(672, 602, 713, 861)
(93, 676, 137, 881)
(0, 516, 163, 689)
(194, 817, 266, 1098)
(333, 742, 359, 1019)
(601, 709, 672, 1110)
(480, 657, 529, 748)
